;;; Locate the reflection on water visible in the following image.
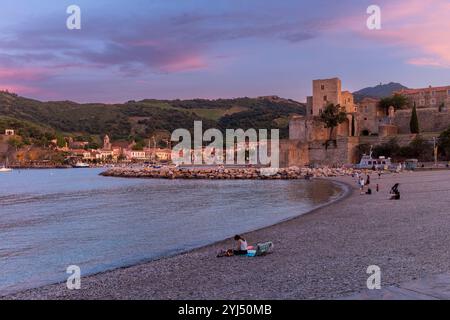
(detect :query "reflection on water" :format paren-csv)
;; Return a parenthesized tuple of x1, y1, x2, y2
(0, 169, 343, 295)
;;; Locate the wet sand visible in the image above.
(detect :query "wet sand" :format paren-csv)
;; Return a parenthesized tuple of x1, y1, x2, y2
(5, 170, 450, 300)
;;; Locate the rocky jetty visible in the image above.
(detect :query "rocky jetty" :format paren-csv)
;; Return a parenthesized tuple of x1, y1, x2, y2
(100, 166, 361, 180)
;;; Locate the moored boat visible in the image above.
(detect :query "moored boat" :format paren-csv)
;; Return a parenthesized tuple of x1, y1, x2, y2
(0, 165, 12, 173)
(72, 162, 90, 168)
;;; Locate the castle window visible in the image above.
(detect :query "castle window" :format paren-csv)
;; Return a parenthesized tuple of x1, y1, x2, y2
(323, 95, 327, 101)
(419, 99, 425, 106)
(321, 85, 325, 90)
(430, 98, 436, 105)
(447, 89, 450, 95)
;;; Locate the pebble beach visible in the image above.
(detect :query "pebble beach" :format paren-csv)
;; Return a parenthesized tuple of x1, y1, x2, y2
(4, 170, 450, 300)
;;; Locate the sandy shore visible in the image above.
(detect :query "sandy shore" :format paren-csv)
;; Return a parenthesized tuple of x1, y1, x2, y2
(5, 170, 450, 300)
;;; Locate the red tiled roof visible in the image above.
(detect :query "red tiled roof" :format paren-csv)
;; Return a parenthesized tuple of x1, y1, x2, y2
(395, 85, 450, 95)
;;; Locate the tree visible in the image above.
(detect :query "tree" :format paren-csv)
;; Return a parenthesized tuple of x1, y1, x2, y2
(372, 138, 400, 158)
(55, 133, 67, 148)
(355, 143, 371, 160)
(8, 137, 23, 150)
(378, 94, 408, 113)
(408, 135, 432, 161)
(438, 127, 450, 159)
(318, 103, 347, 144)
(351, 114, 356, 137)
(410, 105, 420, 134)
(132, 141, 146, 151)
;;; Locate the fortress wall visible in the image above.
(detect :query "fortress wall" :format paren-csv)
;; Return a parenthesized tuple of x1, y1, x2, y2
(279, 139, 309, 168)
(394, 108, 450, 134)
(379, 124, 398, 137)
(289, 117, 329, 142)
(358, 133, 440, 147)
(289, 118, 306, 141)
(307, 138, 355, 166)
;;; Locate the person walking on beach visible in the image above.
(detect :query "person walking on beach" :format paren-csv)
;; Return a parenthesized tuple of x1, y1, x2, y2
(359, 177, 365, 194)
(233, 235, 248, 255)
(366, 174, 371, 186)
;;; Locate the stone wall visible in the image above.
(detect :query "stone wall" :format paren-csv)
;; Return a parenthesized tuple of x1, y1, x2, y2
(289, 116, 329, 142)
(394, 108, 450, 134)
(358, 133, 440, 147)
(307, 137, 358, 166)
(379, 124, 398, 137)
(279, 139, 308, 168)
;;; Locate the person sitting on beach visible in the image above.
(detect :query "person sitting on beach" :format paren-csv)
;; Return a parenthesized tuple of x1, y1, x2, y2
(233, 235, 248, 255)
(390, 191, 400, 200)
(366, 188, 372, 195)
(389, 183, 400, 200)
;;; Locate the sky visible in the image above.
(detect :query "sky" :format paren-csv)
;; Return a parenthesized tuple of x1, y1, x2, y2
(0, 0, 450, 103)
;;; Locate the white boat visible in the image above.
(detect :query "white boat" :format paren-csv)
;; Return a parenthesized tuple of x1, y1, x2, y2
(0, 158, 13, 173)
(0, 166, 12, 173)
(356, 150, 392, 170)
(72, 162, 90, 168)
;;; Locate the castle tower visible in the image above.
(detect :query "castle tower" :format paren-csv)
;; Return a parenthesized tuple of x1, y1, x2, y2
(312, 78, 342, 116)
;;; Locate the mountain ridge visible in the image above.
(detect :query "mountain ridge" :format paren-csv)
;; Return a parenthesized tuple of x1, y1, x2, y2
(0, 91, 306, 144)
(353, 82, 408, 102)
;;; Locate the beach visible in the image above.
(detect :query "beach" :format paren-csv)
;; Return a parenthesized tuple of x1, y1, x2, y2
(5, 170, 450, 300)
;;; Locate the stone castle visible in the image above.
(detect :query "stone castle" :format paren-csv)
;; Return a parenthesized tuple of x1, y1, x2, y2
(280, 77, 450, 167)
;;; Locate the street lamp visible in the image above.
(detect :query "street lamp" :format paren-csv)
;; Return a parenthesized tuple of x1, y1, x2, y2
(433, 137, 438, 167)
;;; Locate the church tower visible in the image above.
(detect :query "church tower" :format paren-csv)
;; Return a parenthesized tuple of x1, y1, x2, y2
(103, 135, 112, 150)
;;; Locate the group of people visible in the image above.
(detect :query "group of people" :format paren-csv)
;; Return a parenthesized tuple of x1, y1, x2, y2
(355, 173, 378, 195)
(354, 171, 400, 200)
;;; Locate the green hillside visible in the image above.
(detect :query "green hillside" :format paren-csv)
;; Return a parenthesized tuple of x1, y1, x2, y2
(0, 92, 305, 143)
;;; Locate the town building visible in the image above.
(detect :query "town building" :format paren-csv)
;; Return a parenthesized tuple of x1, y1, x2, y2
(395, 85, 450, 109)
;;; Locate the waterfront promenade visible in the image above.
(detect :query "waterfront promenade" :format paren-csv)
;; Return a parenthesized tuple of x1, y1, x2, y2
(5, 170, 450, 300)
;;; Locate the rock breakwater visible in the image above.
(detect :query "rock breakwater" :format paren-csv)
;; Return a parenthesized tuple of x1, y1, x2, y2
(100, 166, 361, 180)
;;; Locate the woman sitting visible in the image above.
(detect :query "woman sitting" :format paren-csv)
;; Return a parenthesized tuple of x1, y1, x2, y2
(233, 235, 248, 255)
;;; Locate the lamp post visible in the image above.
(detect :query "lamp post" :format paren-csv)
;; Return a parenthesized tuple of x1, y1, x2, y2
(433, 137, 438, 167)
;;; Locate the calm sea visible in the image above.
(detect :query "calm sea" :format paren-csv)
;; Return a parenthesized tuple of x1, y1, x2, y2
(0, 168, 344, 295)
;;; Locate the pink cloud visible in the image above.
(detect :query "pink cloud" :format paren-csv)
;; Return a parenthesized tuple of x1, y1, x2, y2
(355, 0, 450, 68)
(324, 0, 450, 68)
(0, 67, 52, 81)
(161, 55, 208, 73)
(0, 83, 42, 95)
(407, 57, 446, 67)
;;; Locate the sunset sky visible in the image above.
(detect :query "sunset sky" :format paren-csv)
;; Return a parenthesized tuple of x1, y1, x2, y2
(1, 0, 450, 103)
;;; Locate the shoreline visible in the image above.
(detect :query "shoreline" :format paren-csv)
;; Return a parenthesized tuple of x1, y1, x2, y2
(1, 178, 349, 298)
(5, 170, 450, 300)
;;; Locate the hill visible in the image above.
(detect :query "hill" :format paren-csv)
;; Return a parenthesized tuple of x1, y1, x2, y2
(0, 92, 305, 144)
(353, 82, 408, 102)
